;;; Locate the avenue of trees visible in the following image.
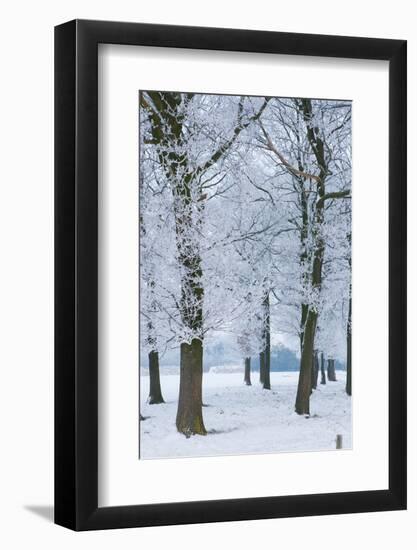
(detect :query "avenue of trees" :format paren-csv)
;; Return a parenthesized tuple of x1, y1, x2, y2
(140, 91, 352, 437)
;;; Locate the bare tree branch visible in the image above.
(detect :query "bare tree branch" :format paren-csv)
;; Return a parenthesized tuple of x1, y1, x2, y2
(316, 190, 351, 208)
(259, 122, 321, 183)
(195, 98, 270, 176)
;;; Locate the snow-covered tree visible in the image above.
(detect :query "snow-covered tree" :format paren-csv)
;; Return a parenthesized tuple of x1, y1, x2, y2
(140, 91, 269, 435)
(257, 97, 351, 414)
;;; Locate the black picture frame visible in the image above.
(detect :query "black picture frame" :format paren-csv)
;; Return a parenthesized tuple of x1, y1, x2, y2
(55, 19, 407, 531)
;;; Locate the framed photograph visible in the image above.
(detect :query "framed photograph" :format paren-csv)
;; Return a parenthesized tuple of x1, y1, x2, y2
(55, 19, 406, 530)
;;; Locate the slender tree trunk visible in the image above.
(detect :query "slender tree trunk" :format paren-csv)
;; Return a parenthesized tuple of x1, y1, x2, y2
(295, 309, 317, 415)
(346, 293, 352, 395)
(299, 184, 309, 353)
(327, 358, 337, 382)
(148, 350, 164, 404)
(320, 351, 326, 384)
(259, 351, 265, 385)
(300, 303, 308, 352)
(244, 357, 252, 386)
(263, 347, 271, 390)
(263, 291, 271, 390)
(176, 339, 206, 436)
(346, 231, 352, 395)
(311, 349, 319, 391)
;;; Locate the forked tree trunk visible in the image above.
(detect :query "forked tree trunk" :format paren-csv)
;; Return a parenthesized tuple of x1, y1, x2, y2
(327, 358, 337, 382)
(295, 310, 317, 415)
(294, 98, 326, 415)
(346, 294, 352, 395)
(148, 350, 164, 404)
(244, 357, 252, 386)
(320, 351, 326, 384)
(176, 339, 206, 436)
(259, 351, 265, 385)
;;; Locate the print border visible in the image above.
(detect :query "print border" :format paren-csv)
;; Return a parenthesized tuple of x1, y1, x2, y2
(137, 88, 353, 461)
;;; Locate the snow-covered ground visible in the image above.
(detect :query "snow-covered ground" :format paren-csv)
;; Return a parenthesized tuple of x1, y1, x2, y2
(140, 370, 351, 459)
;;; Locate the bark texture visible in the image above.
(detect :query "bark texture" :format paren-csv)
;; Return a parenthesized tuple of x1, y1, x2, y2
(295, 310, 317, 414)
(176, 339, 206, 436)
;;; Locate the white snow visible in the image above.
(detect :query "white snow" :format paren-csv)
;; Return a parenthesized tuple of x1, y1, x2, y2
(140, 370, 352, 459)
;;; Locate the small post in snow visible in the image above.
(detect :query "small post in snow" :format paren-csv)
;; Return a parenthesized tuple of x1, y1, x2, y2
(336, 434, 343, 449)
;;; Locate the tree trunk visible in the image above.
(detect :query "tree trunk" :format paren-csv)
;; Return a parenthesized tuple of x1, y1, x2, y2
(262, 291, 271, 390)
(148, 350, 164, 404)
(346, 294, 352, 395)
(174, 179, 207, 435)
(346, 230, 352, 395)
(327, 358, 337, 382)
(311, 349, 319, 391)
(141, 92, 207, 437)
(244, 357, 252, 386)
(320, 352, 326, 384)
(259, 351, 265, 385)
(263, 347, 271, 390)
(332, 359, 337, 381)
(294, 99, 327, 415)
(295, 309, 317, 415)
(176, 339, 206, 436)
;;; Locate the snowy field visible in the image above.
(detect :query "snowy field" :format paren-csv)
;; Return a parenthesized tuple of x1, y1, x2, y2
(140, 370, 352, 459)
